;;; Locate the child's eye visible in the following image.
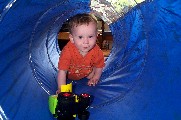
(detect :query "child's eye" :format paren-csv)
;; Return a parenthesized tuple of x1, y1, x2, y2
(78, 36, 83, 39)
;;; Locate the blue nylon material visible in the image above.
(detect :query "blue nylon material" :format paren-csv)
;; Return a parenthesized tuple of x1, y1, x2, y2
(0, 0, 180, 120)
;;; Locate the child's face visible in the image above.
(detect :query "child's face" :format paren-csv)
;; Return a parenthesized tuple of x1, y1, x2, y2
(69, 22, 97, 56)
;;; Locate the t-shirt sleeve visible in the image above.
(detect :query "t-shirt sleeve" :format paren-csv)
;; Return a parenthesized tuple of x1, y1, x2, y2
(58, 46, 71, 70)
(94, 47, 105, 68)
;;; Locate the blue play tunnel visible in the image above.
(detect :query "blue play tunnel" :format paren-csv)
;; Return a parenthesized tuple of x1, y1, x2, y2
(0, 0, 180, 120)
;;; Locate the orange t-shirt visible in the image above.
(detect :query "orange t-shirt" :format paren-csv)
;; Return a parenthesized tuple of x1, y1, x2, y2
(58, 41, 105, 80)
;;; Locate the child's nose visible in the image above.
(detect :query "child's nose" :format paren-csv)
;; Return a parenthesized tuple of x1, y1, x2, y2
(83, 38, 89, 44)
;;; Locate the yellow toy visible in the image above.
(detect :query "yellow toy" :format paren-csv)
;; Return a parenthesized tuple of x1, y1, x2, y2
(60, 82, 73, 92)
(48, 83, 73, 116)
(48, 83, 92, 120)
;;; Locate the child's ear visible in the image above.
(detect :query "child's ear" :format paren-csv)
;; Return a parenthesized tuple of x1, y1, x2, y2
(69, 34, 74, 43)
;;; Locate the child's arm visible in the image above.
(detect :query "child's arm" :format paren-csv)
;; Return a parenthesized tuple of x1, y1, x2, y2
(57, 70, 67, 93)
(88, 67, 103, 86)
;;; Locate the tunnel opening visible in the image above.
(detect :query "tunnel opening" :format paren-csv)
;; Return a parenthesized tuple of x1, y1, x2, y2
(57, 15, 113, 59)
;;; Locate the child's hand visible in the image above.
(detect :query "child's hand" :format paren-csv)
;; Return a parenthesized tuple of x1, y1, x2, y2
(88, 78, 99, 86)
(56, 89, 61, 94)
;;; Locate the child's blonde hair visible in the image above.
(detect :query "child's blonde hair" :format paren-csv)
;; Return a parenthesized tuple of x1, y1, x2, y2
(68, 13, 98, 33)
